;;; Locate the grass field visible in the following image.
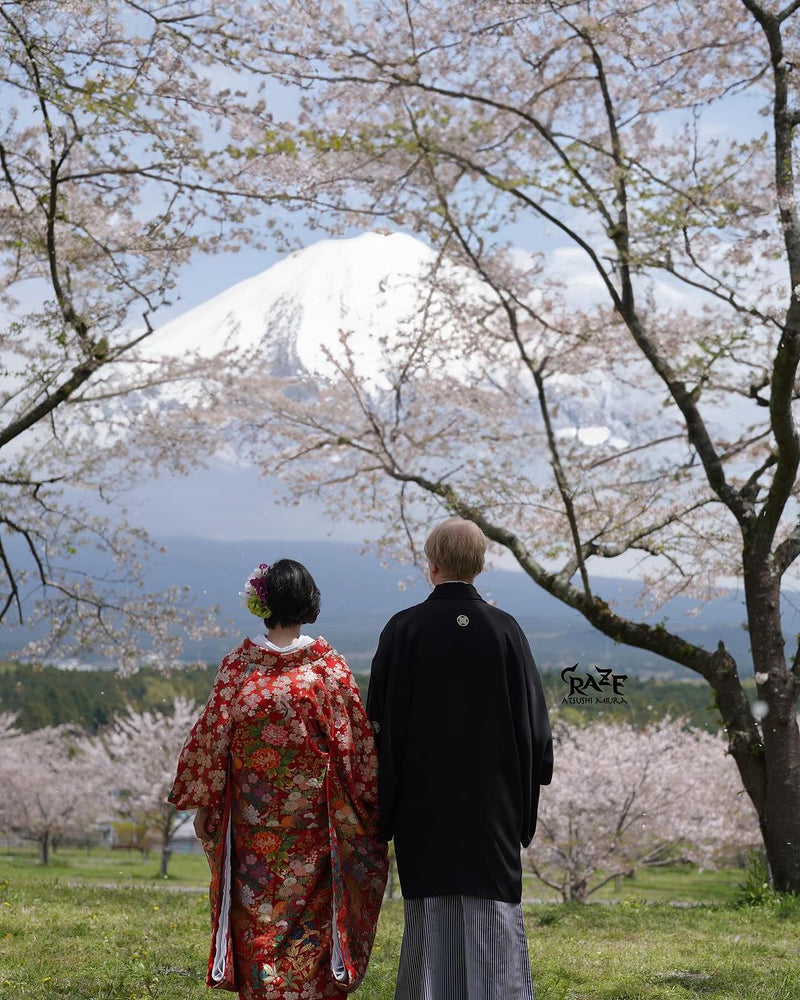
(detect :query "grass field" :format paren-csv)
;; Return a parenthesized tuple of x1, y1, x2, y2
(0, 848, 798, 1000)
(0, 846, 745, 902)
(0, 845, 211, 886)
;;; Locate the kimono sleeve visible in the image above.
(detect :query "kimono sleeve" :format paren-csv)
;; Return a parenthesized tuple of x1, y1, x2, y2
(320, 652, 388, 993)
(506, 623, 554, 848)
(322, 653, 383, 836)
(168, 647, 248, 813)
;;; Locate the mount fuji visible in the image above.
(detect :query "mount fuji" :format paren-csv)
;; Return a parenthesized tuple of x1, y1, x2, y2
(142, 231, 630, 447)
(145, 231, 435, 385)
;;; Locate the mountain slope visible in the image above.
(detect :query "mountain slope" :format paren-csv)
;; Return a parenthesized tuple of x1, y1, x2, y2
(1, 536, 764, 678)
(145, 232, 434, 383)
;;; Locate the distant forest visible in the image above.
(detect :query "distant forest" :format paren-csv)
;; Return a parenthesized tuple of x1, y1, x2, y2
(0, 661, 743, 733)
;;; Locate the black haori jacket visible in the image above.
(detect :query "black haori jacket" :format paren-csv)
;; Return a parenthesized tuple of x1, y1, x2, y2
(367, 582, 553, 904)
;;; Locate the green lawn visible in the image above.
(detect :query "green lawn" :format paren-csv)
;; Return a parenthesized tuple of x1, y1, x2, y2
(0, 849, 798, 1000)
(526, 899, 800, 1000)
(0, 845, 210, 886)
(0, 846, 744, 903)
(522, 863, 744, 905)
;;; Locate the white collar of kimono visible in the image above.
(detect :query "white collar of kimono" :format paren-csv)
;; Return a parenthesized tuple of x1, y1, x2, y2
(250, 634, 315, 653)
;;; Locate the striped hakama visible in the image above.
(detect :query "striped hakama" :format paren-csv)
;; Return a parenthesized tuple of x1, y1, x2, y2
(395, 895, 536, 1000)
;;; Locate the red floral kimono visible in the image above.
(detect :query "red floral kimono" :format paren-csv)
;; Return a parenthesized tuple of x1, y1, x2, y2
(169, 637, 388, 999)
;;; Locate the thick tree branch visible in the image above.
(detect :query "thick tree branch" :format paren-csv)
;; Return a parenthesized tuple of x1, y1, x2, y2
(403, 123, 594, 600)
(742, 452, 779, 503)
(404, 118, 753, 530)
(1, 351, 109, 450)
(778, 0, 800, 22)
(330, 458, 761, 785)
(774, 521, 800, 574)
(790, 638, 800, 694)
(740, 1, 800, 549)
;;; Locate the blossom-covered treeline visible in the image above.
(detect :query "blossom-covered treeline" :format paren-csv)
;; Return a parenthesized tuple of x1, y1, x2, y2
(0, 698, 197, 873)
(84, 697, 198, 877)
(527, 719, 761, 902)
(0, 702, 762, 890)
(0, 724, 101, 864)
(227, 0, 800, 891)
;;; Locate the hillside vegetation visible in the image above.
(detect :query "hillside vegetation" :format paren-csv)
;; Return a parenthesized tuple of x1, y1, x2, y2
(0, 661, 746, 733)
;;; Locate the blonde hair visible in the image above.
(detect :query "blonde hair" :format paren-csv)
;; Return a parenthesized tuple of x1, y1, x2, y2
(424, 517, 486, 580)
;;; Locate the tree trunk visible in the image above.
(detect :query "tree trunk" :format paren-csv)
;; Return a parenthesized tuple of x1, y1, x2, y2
(39, 830, 50, 866)
(568, 875, 588, 904)
(160, 846, 172, 878)
(160, 813, 172, 878)
(739, 554, 800, 891)
(760, 719, 800, 891)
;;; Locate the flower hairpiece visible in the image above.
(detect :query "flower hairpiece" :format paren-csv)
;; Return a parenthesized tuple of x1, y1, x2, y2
(242, 563, 271, 620)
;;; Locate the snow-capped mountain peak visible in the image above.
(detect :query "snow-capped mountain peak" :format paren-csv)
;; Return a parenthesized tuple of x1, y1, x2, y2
(147, 231, 435, 383)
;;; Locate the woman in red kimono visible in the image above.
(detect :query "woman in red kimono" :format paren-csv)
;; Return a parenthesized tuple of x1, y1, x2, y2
(169, 559, 388, 999)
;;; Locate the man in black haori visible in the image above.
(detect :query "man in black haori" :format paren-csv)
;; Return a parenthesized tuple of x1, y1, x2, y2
(368, 517, 553, 1000)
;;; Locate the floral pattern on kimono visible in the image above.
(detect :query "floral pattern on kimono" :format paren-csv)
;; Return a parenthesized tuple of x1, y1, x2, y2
(169, 638, 388, 1000)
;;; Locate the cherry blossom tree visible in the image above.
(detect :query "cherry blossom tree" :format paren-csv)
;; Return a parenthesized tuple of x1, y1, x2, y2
(526, 718, 761, 902)
(0, 725, 102, 863)
(87, 696, 199, 877)
(227, 0, 800, 890)
(0, 710, 19, 740)
(0, 1, 307, 667)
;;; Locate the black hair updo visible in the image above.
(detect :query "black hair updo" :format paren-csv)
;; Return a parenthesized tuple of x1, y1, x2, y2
(263, 559, 321, 627)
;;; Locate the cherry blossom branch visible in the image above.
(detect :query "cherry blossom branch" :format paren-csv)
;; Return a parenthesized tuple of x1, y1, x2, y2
(658, 228, 785, 329)
(279, 391, 718, 672)
(407, 137, 754, 527)
(0, 538, 20, 624)
(564, 13, 632, 278)
(586, 434, 687, 470)
(398, 483, 425, 570)
(1, 350, 115, 450)
(530, 366, 593, 600)
(0, 513, 48, 624)
(569, 17, 757, 528)
(5, 10, 91, 352)
(401, 122, 595, 600)
(580, 499, 715, 564)
(342, 461, 764, 801)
